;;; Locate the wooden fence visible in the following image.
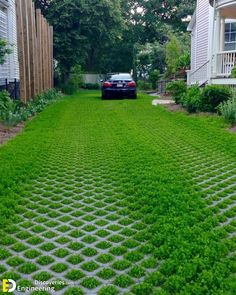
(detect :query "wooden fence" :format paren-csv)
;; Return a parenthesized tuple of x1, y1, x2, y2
(15, 0, 53, 102)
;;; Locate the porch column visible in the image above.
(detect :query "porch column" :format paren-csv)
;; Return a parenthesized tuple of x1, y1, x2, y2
(213, 10, 221, 76)
(220, 18, 225, 51)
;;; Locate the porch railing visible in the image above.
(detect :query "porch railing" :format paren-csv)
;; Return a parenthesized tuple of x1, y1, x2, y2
(187, 60, 209, 85)
(216, 50, 236, 77)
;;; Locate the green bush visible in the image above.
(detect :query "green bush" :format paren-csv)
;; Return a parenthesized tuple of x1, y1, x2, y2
(137, 80, 152, 90)
(0, 89, 61, 127)
(0, 91, 21, 126)
(231, 66, 236, 78)
(61, 65, 83, 94)
(200, 85, 232, 112)
(218, 96, 236, 125)
(178, 85, 232, 114)
(0, 90, 12, 110)
(82, 83, 100, 90)
(181, 85, 201, 113)
(149, 69, 160, 89)
(166, 80, 187, 104)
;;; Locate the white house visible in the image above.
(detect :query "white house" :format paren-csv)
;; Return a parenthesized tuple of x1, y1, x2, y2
(0, 0, 19, 86)
(187, 0, 236, 86)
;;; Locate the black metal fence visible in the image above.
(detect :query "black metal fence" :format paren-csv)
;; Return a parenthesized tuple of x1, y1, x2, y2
(0, 79, 20, 100)
(157, 80, 171, 94)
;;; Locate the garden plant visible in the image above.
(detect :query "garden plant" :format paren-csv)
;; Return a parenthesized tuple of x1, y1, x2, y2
(0, 90, 235, 294)
(0, 89, 61, 127)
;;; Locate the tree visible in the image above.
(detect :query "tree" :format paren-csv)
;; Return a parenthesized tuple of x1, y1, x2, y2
(33, 0, 51, 16)
(149, 69, 160, 89)
(35, 0, 194, 82)
(47, 0, 124, 81)
(120, 0, 195, 44)
(165, 34, 182, 78)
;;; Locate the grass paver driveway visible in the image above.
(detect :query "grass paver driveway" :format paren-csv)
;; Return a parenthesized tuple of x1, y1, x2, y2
(0, 90, 236, 295)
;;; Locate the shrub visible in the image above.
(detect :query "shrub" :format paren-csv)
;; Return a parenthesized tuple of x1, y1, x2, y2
(200, 85, 232, 112)
(0, 91, 21, 126)
(82, 83, 100, 90)
(166, 80, 187, 104)
(218, 96, 236, 125)
(61, 65, 83, 94)
(231, 66, 236, 78)
(137, 80, 152, 90)
(181, 85, 202, 113)
(0, 90, 12, 110)
(149, 69, 160, 89)
(0, 89, 61, 127)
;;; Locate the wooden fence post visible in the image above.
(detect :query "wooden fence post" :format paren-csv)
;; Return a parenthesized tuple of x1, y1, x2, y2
(15, 0, 27, 102)
(16, 0, 53, 101)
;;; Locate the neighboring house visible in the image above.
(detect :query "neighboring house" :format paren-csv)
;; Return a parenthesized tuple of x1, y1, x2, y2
(0, 0, 19, 87)
(187, 0, 236, 86)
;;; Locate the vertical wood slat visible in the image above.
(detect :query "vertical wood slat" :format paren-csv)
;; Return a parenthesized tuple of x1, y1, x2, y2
(15, 0, 26, 102)
(27, 0, 35, 98)
(49, 26, 53, 88)
(36, 9, 42, 94)
(21, 0, 31, 100)
(15, 0, 53, 101)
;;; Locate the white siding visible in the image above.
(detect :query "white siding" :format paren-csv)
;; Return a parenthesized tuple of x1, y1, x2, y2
(0, 0, 19, 84)
(0, 6, 8, 81)
(7, 0, 19, 80)
(196, 0, 210, 68)
(188, 0, 212, 84)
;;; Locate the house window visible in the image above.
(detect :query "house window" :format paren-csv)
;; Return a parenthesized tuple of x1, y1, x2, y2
(225, 23, 236, 51)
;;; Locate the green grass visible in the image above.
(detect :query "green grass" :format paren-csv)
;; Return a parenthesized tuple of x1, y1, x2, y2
(81, 277, 101, 289)
(65, 269, 85, 280)
(6, 256, 25, 267)
(0, 91, 236, 294)
(36, 256, 54, 266)
(51, 263, 68, 273)
(18, 262, 38, 274)
(67, 254, 84, 265)
(97, 268, 116, 280)
(24, 249, 41, 259)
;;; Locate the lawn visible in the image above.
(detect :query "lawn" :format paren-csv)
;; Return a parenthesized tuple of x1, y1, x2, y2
(0, 90, 235, 295)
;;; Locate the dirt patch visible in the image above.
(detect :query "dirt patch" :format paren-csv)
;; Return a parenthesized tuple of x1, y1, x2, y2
(0, 122, 25, 146)
(160, 94, 173, 101)
(164, 103, 186, 113)
(229, 126, 236, 133)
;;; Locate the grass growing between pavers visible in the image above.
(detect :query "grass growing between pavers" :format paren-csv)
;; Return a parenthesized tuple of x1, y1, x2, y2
(0, 90, 236, 294)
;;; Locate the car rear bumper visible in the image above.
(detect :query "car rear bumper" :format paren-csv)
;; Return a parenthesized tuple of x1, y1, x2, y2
(102, 88, 136, 96)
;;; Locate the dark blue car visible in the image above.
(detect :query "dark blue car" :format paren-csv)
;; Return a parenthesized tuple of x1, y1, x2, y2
(101, 73, 137, 99)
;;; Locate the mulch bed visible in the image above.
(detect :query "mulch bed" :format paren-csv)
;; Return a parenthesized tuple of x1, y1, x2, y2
(164, 103, 186, 113)
(0, 122, 25, 145)
(229, 126, 236, 133)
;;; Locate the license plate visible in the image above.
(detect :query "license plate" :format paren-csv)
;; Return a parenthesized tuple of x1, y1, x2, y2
(117, 83, 123, 87)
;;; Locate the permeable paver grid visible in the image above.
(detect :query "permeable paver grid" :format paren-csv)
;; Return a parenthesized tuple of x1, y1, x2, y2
(0, 91, 236, 295)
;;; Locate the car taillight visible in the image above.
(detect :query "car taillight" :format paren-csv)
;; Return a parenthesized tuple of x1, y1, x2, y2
(128, 81, 136, 87)
(103, 82, 112, 87)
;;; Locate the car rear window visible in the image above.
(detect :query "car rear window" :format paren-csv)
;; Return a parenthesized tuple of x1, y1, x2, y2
(108, 74, 132, 80)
